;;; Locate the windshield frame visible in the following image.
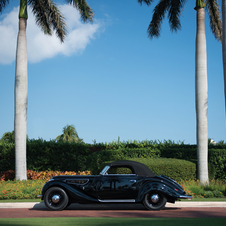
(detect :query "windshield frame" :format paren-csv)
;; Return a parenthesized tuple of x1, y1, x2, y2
(99, 166, 110, 175)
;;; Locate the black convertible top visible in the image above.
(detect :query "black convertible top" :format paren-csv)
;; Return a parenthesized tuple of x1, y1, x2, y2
(107, 160, 156, 177)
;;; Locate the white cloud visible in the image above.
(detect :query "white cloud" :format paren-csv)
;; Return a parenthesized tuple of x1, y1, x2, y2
(0, 5, 100, 64)
(0, 8, 18, 64)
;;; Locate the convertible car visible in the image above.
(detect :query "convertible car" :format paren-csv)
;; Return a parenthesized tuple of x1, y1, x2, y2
(39, 160, 192, 211)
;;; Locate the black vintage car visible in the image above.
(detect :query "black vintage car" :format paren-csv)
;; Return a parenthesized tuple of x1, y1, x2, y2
(39, 160, 192, 211)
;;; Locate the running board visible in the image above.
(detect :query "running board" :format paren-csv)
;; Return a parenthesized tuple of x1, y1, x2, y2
(98, 199, 135, 203)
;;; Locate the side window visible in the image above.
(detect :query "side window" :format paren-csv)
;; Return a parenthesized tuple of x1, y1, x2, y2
(108, 167, 133, 175)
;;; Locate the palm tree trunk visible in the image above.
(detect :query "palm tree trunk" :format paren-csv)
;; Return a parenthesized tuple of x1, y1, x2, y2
(14, 17, 28, 180)
(195, 7, 209, 185)
(222, 0, 226, 117)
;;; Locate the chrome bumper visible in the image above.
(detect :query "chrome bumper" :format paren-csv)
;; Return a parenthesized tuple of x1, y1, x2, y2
(179, 195, 193, 200)
(38, 195, 42, 198)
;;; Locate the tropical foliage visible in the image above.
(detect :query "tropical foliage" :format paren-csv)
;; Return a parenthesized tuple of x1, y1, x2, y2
(0, 0, 94, 181)
(138, 0, 222, 185)
(0, 131, 29, 144)
(0, 173, 225, 200)
(0, 169, 91, 182)
(222, 0, 226, 120)
(56, 125, 83, 143)
(1, 138, 226, 179)
(182, 179, 225, 198)
(0, 131, 15, 144)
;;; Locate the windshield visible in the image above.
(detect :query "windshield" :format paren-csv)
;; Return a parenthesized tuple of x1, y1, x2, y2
(99, 166, 110, 175)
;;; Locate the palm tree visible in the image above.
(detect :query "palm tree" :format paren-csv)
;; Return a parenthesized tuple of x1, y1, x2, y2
(138, 0, 222, 185)
(0, 131, 15, 143)
(195, 2, 209, 185)
(222, 0, 226, 119)
(0, 0, 93, 180)
(56, 125, 83, 143)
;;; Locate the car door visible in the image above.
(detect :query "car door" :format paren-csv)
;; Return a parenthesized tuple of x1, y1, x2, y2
(91, 175, 114, 200)
(113, 174, 140, 199)
(96, 174, 140, 200)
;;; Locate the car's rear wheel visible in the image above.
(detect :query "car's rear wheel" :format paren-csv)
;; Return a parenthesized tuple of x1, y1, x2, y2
(44, 187, 68, 211)
(143, 191, 167, 210)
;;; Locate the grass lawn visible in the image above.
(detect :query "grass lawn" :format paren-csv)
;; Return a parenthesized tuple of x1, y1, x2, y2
(0, 218, 225, 226)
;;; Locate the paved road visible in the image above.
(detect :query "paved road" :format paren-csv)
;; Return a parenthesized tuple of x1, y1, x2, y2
(0, 202, 226, 218)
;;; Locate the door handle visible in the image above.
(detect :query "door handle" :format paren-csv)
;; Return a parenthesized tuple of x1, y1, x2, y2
(130, 180, 136, 183)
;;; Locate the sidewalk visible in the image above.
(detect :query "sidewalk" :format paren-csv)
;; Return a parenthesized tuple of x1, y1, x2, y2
(0, 202, 226, 209)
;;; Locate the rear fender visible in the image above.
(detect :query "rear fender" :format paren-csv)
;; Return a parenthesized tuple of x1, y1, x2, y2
(137, 182, 179, 202)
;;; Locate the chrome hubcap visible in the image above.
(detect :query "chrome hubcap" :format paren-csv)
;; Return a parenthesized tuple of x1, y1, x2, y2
(52, 195, 60, 203)
(150, 194, 159, 203)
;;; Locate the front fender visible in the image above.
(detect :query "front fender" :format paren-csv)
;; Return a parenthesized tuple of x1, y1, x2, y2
(136, 182, 179, 202)
(41, 181, 98, 203)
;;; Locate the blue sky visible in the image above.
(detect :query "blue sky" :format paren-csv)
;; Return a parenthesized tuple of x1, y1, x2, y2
(0, 0, 225, 144)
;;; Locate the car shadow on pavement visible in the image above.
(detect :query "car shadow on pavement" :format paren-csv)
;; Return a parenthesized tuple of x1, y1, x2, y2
(31, 203, 180, 211)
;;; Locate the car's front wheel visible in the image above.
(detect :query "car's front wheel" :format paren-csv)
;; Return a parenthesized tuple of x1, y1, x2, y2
(44, 187, 69, 211)
(143, 191, 167, 211)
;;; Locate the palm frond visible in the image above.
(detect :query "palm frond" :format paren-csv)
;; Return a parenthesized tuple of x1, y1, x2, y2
(168, 0, 187, 32)
(28, 0, 67, 43)
(55, 125, 82, 143)
(205, 0, 222, 42)
(0, 131, 14, 143)
(148, 0, 171, 38)
(0, 0, 9, 13)
(137, 0, 153, 6)
(65, 0, 94, 22)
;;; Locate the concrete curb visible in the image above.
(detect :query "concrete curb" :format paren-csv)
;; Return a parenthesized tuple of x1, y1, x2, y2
(0, 202, 225, 209)
(166, 202, 226, 208)
(0, 202, 41, 209)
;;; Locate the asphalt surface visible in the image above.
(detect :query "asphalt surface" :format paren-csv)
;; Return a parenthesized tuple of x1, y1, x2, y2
(0, 202, 226, 218)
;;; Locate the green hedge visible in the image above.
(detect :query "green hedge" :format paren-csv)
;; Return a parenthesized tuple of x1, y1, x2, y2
(0, 140, 90, 172)
(159, 145, 197, 160)
(156, 146, 226, 180)
(134, 158, 196, 181)
(1, 140, 225, 180)
(0, 142, 15, 171)
(209, 149, 226, 180)
(27, 140, 91, 172)
(86, 148, 160, 174)
(99, 158, 196, 182)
